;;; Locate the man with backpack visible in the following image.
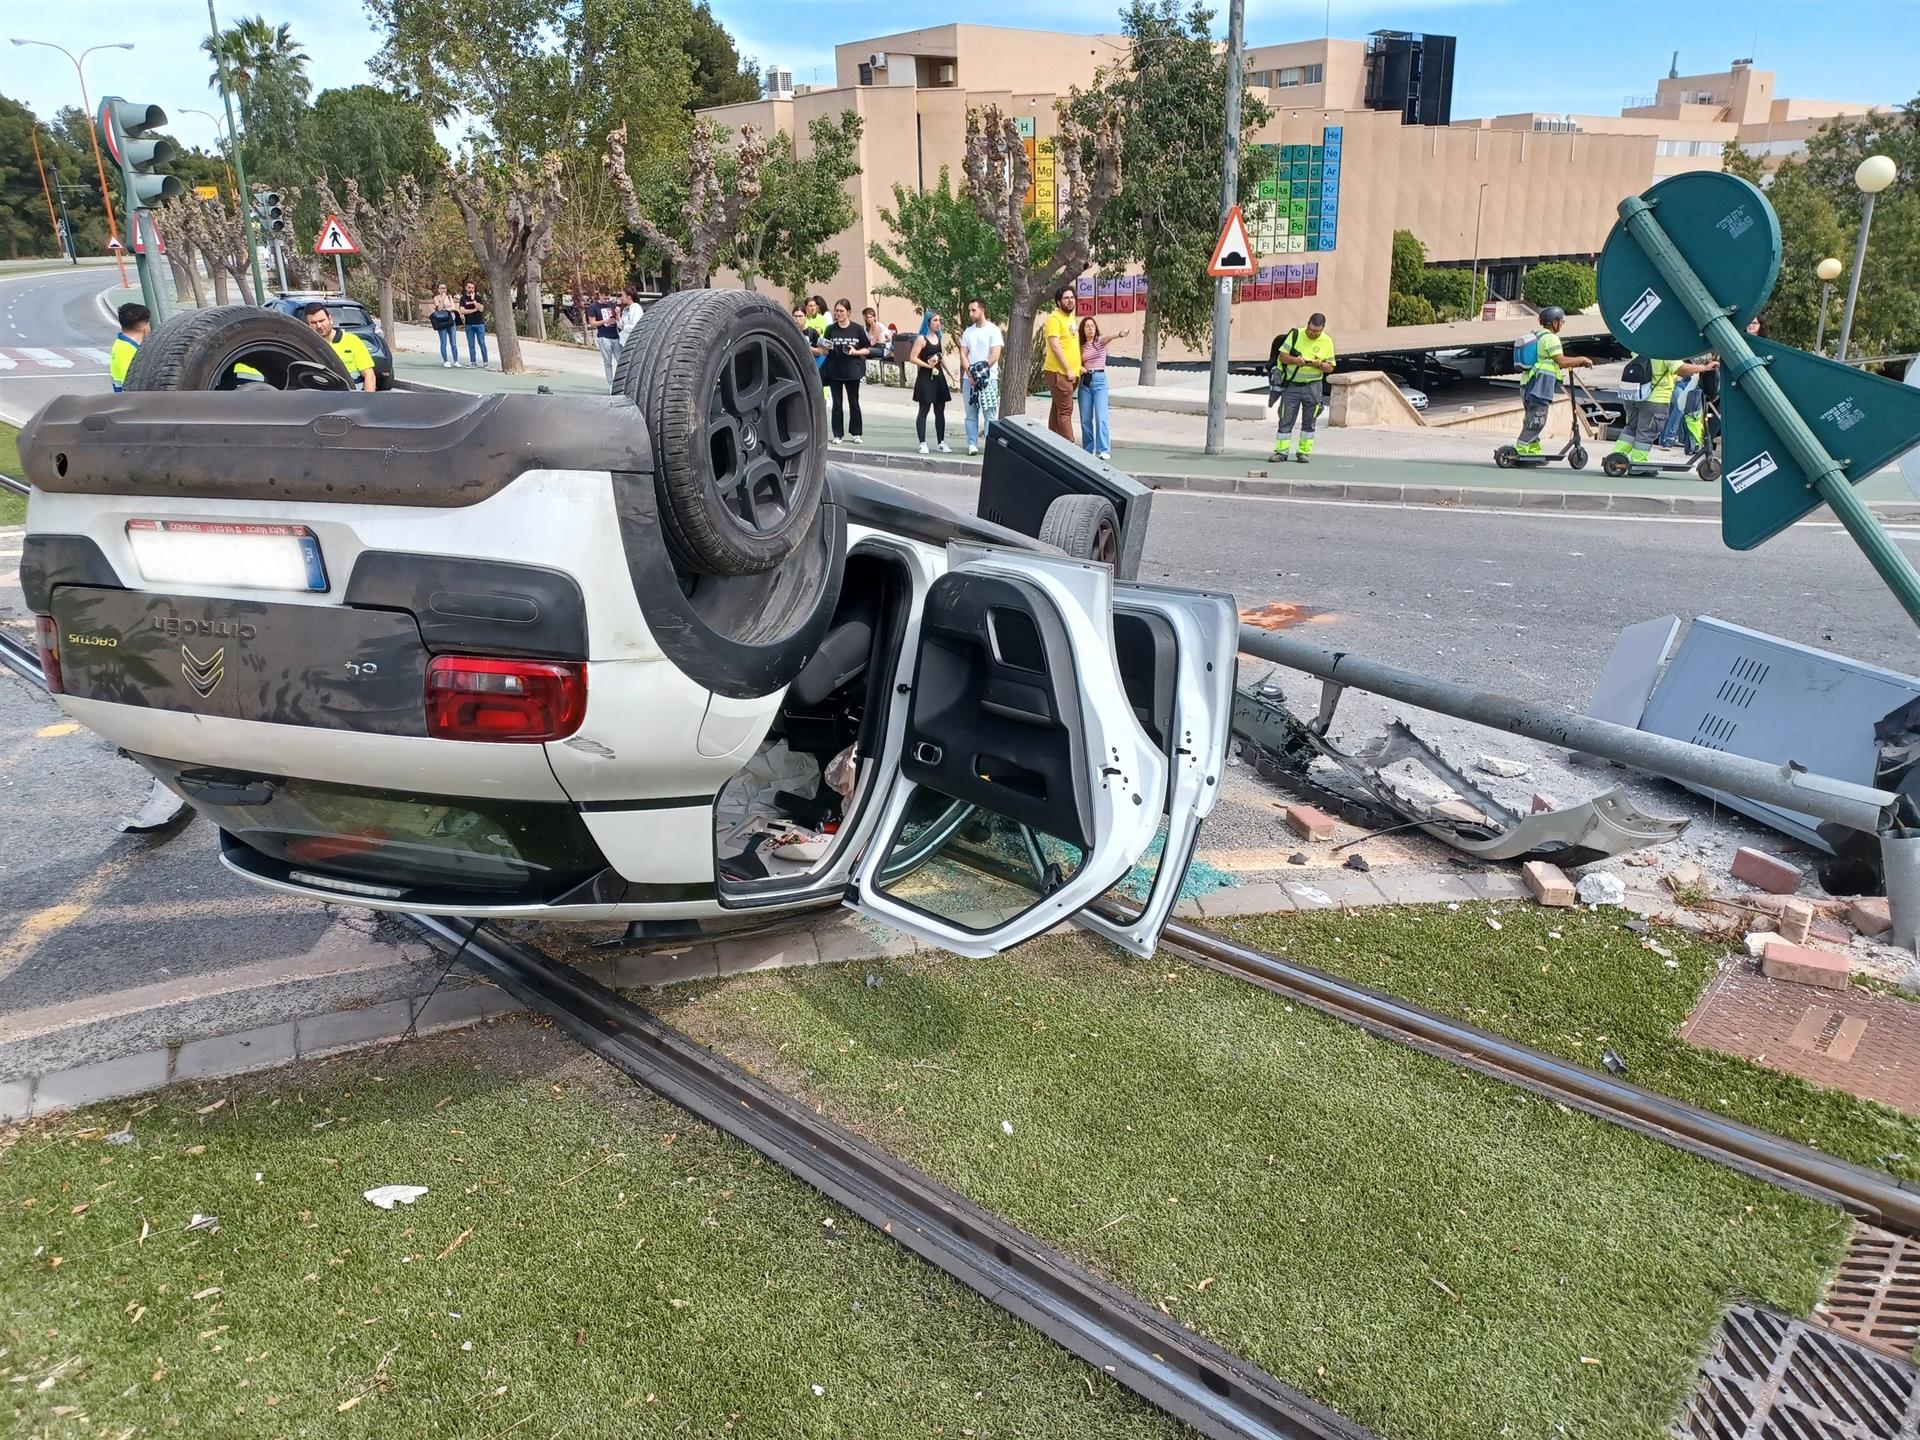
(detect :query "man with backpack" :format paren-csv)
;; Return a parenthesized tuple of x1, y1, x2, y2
(1268, 313, 1336, 463)
(1512, 306, 1592, 456)
(1613, 351, 1717, 465)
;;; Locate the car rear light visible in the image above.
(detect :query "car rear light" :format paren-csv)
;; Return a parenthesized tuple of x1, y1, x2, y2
(34, 615, 64, 694)
(425, 656, 586, 743)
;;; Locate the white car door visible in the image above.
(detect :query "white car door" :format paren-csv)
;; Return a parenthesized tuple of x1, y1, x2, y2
(847, 544, 1229, 959)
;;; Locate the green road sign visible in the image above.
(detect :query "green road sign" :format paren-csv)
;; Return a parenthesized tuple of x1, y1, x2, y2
(1722, 338, 1920, 548)
(1597, 172, 1778, 361)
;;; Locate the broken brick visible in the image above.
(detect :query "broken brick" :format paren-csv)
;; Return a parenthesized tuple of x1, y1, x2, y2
(1521, 860, 1576, 908)
(1283, 804, 1335, 842)
(1778, 899, 1815, 945)
(1809, 918, 1853, 947)
(1848, 897, 1892, 937)
(1759, 942, 1850, 991)
(1730, 847, 1803, 895)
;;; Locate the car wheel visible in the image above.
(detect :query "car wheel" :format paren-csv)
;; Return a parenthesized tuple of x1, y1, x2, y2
(1038, 493, 1120, 565)
(615, 289, 824, 578)
(123, 306, 350, 391)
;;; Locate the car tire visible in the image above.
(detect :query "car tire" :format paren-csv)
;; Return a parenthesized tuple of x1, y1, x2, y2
(1038, 493, 1120, 564)
(123, 306, 350, 392)
(615, 289, 824, 577)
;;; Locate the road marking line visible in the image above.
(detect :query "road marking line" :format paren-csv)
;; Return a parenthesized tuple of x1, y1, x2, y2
(0, 371, 107, 380)
(0, 351, 16, 370)
(0, 855, 143, 984)
(74, 347, 110, 363)
(18, 348, 72, 369)
(35, 721, 81, 738)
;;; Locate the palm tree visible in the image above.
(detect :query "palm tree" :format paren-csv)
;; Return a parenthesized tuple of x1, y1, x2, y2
(203, 16, 310, 101)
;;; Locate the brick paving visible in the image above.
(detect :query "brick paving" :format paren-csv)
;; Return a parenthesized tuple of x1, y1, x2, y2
(1680, 964, 1920, 1117)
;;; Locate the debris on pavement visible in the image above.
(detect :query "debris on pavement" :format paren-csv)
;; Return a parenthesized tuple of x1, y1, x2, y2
(1522, 861, 1576, 908)
(1745, 932, 1778, 958)
(363, 1185, 429, 1210)
(1760, 942, 1850, 991)
(1851, 897, 1893, 937)
(1343, 853, 1370, 872)
(1779, 899, 1816, 945)
(117, 776, 191, 834)
(1575, 873, 1627, 908)
(1283, 803, 1336, 841)
(1730, 847, 1803, 895)
(1288, 852, 1310, 866)
(1476, 754, 1532, 780)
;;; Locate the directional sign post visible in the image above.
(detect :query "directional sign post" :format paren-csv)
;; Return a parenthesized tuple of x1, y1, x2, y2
(1598, 171, 1920, 627)
(314, 212, 360, 303)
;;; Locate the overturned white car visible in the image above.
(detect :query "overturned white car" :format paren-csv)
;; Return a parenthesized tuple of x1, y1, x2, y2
(18, 291, 1233, 958)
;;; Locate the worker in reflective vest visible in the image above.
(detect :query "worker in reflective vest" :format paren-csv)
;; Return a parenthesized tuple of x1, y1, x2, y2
(1513, 306, 1592, 455)
(1268, 313, 1336, 463)
(109, 302, 151, 392)
(1614, 354, 1717, 464)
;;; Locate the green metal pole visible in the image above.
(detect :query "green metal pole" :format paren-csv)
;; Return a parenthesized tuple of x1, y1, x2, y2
(1618, 194, 1920, 628)
(208, 0, 265, 305)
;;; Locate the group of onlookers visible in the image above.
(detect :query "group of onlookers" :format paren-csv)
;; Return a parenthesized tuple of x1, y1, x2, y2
(791, 296, 1007, 457)
(1040, 286, 1124, 459)
(426, 283, 496, 369)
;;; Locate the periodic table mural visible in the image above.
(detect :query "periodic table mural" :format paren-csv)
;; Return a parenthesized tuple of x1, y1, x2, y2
(1248, 125, 1340, 259)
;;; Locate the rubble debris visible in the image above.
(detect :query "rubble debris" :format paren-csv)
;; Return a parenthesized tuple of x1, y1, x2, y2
(1745, 932, 1777, 958)
(1288, 852, 1309, 866)
(1284, 804, 1336, 842)
(1575, 873, 1627, 907)
(1522, 861, 1576, 908)
(1760, 943, 1850, 991)
(1850, 897, 1893, 937)
(363, 1185, 429, 1210)
(1601, 1048, 1627, 1076)
(118, 777, 190, 834)
(1232, 685, 1688, 867)
(1475, 754, 1532, 780)
(1730, 847, 1803, 896)
(1779, 900, 1816, 945)
(1343, 853, 1371, 873)
(1810, 917, 1853, 947)
(1665, 860, 1707, 892)
(1531, 793, 1557, 814)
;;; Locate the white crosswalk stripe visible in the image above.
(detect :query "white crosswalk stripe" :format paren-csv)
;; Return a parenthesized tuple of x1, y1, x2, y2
(0, 351, 16, 370)
(75, 347, 110, 363)
(18, 348, 72, 369)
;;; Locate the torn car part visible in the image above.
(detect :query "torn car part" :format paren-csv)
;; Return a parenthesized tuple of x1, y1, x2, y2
(1234, 685, 1687, 866)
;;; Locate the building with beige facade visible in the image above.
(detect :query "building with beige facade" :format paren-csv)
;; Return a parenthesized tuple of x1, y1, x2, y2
(698, 31, 1883, 363)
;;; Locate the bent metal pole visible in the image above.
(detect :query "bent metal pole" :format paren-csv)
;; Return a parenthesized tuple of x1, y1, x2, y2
(1236, 625, 1896, 837)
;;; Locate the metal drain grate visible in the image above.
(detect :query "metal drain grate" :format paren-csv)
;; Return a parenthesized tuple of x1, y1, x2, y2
(1674, 1305, 1920, 1439)
(1818, 1228, 1920, 1362)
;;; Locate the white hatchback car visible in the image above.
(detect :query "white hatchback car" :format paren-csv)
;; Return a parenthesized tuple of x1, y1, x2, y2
(18, 292, 1234, 959)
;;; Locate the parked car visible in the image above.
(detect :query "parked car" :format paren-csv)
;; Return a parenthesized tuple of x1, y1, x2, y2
(265, 293, 394, 390)
(1395, 383, 1429, 412)
(17, 294, 1233, 960)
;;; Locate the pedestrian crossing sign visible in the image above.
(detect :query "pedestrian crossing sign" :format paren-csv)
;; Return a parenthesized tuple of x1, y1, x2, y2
(314, 213, 359, 256)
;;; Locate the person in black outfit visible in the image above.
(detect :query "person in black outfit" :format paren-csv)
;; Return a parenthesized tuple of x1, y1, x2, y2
(812, 298, 872, 444)
(909, 310, 953, 453)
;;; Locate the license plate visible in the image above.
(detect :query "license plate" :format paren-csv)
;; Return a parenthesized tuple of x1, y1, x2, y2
(127, 519, 329, 593)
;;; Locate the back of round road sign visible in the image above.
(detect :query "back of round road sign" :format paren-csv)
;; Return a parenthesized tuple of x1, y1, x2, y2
(1597, 172, 1781, 360)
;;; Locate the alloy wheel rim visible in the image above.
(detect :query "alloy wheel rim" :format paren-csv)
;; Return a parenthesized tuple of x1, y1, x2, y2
(706, 332, 810, 538)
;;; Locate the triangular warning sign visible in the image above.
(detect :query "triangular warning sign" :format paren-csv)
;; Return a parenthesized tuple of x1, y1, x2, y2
(314, 213, 359, 256)
(1207, 205, 1257, 278)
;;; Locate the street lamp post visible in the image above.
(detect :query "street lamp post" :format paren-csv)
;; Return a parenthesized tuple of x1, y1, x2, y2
(179, 107, 240, 202)
(9, 37, 134, 288)
(1814, 256, 1843, 355)
(1470, 181, 1490, 318)
(1836, 154, 1897, 363)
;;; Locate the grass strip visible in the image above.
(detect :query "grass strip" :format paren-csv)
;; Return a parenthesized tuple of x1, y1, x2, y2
(663, 934, 1855, 1440)
(1216, 903, 1920, 1187)
(1, 1024, 1180, 1439)
(1, 421, 22, 526)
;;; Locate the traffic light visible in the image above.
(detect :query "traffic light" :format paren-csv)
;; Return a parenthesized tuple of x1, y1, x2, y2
(97, 96, 181, 321)
(258, 192, 287, 233)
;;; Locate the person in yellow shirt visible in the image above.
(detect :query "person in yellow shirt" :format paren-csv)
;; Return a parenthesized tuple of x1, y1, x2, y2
(1612, 352, 1717, 466)
(108, 302, 150, 392)
(1267, 312, 1335, 463)
(302, 303, 377, 393)
(1042, 285, 1081, 442)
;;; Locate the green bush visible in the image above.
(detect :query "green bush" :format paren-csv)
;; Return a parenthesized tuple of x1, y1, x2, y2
(1386, 291, 1437, 327)
(1522, 261, 1597, 314)
(1390, 230, 1426, 296)
(1418, 267, 1486, 320)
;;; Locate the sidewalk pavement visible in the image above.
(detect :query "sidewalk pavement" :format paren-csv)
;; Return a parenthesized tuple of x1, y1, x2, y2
(388, 323, 1920, 517)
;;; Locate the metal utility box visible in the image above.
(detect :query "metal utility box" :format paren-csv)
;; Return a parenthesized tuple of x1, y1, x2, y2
(976, 416, 1154, 580)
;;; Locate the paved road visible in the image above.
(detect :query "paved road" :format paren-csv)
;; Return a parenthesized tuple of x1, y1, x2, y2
(880, 468, 1920, 695)
(0, 264, 122, 425)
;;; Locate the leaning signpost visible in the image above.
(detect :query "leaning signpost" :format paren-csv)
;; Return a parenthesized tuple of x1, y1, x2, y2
(1597, 171, 1920, 626)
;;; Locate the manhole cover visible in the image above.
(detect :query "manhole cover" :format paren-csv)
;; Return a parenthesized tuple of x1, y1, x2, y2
(1674, 1305, 1919, 1439)
(1818, 1227, 1920, 1362)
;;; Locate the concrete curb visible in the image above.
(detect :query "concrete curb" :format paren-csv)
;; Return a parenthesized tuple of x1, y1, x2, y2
(829, 445, 1920, 522)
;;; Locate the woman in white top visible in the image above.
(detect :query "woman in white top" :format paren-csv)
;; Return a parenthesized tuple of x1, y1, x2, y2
(617, 288, 645, 342)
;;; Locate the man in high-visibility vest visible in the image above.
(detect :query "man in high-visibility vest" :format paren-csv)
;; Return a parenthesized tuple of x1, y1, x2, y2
(1613, 353, 1717, 465)
(108, 302, 151, 393)
(1513, 306, 1592, 455)
(301, 302, 377, 393)
(1268, 312, 1335, 463)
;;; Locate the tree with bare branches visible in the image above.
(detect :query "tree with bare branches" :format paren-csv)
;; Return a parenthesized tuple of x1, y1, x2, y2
(603, 119, 766, 290)
(175, 196, 254, 305)
(154, 196, 209, 308)
(315, 174, 424, 339)
(962, 100, 1122, 416)
(439, 152, 564, 373)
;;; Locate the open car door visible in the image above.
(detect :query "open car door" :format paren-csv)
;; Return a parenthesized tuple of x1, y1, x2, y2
(848, 544, 1229, 959)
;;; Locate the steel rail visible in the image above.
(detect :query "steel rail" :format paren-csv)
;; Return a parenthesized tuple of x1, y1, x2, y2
(0, 474, 28, 498)
(0, 627, 45, 687)
(1153, 917, 1920, 1234)
(405, 914, 1374, 1440)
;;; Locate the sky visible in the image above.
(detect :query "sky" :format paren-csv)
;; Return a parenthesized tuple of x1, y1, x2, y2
(7, 0, 1918, 156)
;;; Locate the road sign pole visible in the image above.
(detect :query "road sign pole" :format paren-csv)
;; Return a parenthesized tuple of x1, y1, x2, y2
(334, 253, 347, 299)
(1203, 0, 1245, 457)
(1619, 194, 1920, 626)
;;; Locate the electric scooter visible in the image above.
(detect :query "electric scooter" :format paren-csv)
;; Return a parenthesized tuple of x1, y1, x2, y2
(1600, 393, 1721, 480)
(1493, 375, 1596, 470)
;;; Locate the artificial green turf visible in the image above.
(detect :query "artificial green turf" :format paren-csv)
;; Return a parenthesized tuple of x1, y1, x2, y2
(663, 936, 1855, 1440)
(0, 1025, 1181, 1439)
(1218, 903, 1920, 1187)
(0, 422, 23, 526)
